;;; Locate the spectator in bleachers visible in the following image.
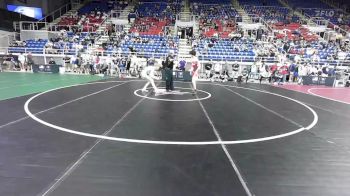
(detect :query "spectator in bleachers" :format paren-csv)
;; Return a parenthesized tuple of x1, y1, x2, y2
(48, 58, 56, 65)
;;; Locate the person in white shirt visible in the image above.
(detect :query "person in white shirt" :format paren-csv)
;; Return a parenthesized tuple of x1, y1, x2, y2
(105, 55, 114, 76)
(248, 62, 258, 80)
(338, 50, 347, 60)
(310, 65, 318, 75)
(297, 63, 306, 84)
(311, 53, 320, 63)
(18, 53, 26, 71)
(214, 62, 221, 73)
(141, 58, 159, 93)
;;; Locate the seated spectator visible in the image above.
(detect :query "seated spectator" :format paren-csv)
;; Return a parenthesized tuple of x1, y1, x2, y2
(48, 58, 56, 65)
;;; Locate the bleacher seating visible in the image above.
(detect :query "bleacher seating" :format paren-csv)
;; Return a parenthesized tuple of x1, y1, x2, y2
(191, 4, 239, 19)
(239, 0, 283, 6)
(55, 14, 104, 32)
(272, 22, 319, 41)
(196, 39, 258, 61)
(116, 35, 179, 58)
(8, 32, 92, 55)
(78, 0, 127, 15)
(191, 3, 239, 39)
(244, 6, 299, 23)
(8, 39, 47, 54)
(129, 17, 173, 35)
(190, 0, 232, 3)
(135, 2, 181, 18)
(199, 19, 236, 38)
(286, 0, 331, 8)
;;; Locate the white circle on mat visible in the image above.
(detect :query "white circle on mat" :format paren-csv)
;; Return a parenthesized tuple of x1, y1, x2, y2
(24, 81, 318, 145)
(134, 87, 212, 102)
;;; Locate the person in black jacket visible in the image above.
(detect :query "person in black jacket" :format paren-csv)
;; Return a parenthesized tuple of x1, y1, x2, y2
(164, 54, 174, 91)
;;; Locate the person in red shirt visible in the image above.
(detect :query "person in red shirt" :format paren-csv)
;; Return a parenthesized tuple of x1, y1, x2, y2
(278, 64, 289, 84)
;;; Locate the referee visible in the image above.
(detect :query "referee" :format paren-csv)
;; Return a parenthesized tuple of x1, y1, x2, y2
(164, 54, 174, 92)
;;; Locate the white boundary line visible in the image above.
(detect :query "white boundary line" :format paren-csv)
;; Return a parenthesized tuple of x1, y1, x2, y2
(307, 87, 350, 105)
(266, 83, 350, 106)
(0, 81, 131, 130)
(222, 86, 304, 128)
(196, 91, 253, 196)
(40, 95, 148, 196)
(24, 81, 319, 145)
(0, 116, 31, 130)
(134, 87, 212, 102)
(225, 84, 350, 118)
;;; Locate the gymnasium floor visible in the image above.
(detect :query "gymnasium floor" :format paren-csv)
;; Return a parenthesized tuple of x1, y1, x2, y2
(0, 73, 350, 196)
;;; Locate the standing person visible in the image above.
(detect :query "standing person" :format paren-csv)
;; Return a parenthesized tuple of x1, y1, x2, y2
(125, 57, 131, 76)
(204, 60, 213, 79)
(71, 55, 77, 73)
(63, 55, 71, 72)
(279, 63, 289, 85)
(26, 52, 34, 71)
(289, 62, 297, 83)
(258, 62, 269, 84)
(141, 58, 159, 93)
(269, 63, 278, 83)
(298, 63, 306, 84)
(190, 50, 200, 93)
(164, 54, 174, 92)
(76, 55, 82, 74)
(246, 63, 258, 83)
(93, 55, 100, 74)
(256, 27, 263, 41)
(18, 53, 26, 71)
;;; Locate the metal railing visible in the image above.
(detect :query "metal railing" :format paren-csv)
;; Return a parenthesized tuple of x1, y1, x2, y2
(39, 3, 73, 23)
(242, 5, 290, 10)
(198, 53, 279, 63)
(259, 17, 274, 33)
(299, 9, 349, 34)
(0, 33, 19, 47)
(3, 47, 79, 55)
(298, 58, 350, 66)
(47, 24, 96, 33)
(15, 20, 103, 33)
(309, 17, 329, 26)
(327, 22, 349, 35)
(2, 46, 178, 57)
(17, 21, 48, 31)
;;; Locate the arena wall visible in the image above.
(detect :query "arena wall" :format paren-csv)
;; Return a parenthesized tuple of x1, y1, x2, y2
(4, 0, 70, 15)
(20, 30, 59, 41)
